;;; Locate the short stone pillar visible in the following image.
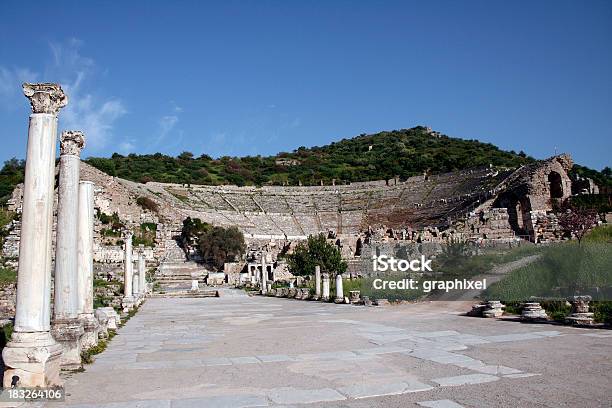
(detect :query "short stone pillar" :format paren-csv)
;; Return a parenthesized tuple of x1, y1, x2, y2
(99, 307, 120, 330)
(349, 290, 361, 304)
(566, 296, 594, 325)
(467, 303, 487, 317)
(51, 130, 86, 370)
(94, 309, 109, 339)
(521, 302, 549, 321)
(122, 231, 135, 311)
(313, 265, 321, 300)
(3, 83, 67, 388)
(321, 273, 330, 301)
(132, 267, 140, 297)
(334, 274, 344, 303)
(138, 245, 146, 296)
(482, 300, 505, 318)
(77, 181, 99, 348)
(261, 259, 268, 295)
(191, 280, 199, 291)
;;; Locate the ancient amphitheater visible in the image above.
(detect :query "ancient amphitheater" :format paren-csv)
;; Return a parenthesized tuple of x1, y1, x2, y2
(4, 152, 583, 256)
(142, 166, 508, 240)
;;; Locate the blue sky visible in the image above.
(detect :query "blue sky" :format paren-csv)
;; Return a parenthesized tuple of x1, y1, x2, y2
(0, 1, 610, 170)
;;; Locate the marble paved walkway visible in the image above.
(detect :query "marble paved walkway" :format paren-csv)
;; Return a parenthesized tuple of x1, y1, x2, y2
(56, 292, 611, 407)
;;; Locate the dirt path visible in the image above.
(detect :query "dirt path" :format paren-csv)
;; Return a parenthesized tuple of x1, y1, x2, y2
(430, 254, 540, 301)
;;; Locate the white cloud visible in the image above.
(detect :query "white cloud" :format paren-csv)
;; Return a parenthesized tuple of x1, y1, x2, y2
(160, 115, 179, 135)
(48, 39, 126, 151)
(170, 100, 183, 113)
(0, 38, 126, 152)
(0, 67, 40, 109)
(118, 140, 135, 154)
(152, 100, 183, 149)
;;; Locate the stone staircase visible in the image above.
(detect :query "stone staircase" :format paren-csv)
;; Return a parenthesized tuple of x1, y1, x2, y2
(154, 238, 207, 293)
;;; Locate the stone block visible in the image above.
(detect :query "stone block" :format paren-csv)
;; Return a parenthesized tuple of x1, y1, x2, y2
(2, 332, 64, 388)
(521, 302, 548, 321)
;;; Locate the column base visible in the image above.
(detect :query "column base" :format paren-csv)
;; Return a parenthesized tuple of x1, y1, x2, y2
(51, 318, 84, 370)
(2, 331, 63, 388)
(122, 296, 135, 312)
(78, 313, 100, 349)
(565, 312, 594, 325)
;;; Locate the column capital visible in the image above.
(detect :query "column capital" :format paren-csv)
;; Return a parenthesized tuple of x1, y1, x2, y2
(123, 230, 133, 240)
(23, 83, 68, 115)
(60, 131, 86, 156)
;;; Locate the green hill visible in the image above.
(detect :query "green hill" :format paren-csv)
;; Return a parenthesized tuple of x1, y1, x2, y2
(1, 127, 610, 205)
(84, 127, 536, 187)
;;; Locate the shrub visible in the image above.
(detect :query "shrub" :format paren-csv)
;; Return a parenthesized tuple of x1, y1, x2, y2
(136, 196, 159, 214)
(287, 233, 347, 277)
(198, 225, 246, 269)
(0, 322, 13, 348)
(592, 301, 612, 325)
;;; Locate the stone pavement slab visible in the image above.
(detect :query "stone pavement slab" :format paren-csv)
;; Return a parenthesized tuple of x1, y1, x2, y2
(57, 296, 612, 407)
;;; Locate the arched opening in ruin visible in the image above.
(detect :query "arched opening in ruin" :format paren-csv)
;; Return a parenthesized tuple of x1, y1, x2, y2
(355, 238, 363, 257)
(497, 193, 531, 237)
(515, 201, 524, 230)
(548, 171, 563, 199)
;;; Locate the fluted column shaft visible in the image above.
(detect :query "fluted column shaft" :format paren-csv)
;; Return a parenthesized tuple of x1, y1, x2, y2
(54, 131, 85, 320)
(315, 265, 321, 298)
(77, 181, 95, 316)
(261, 257, 268, 294)
(138, 245, 146, 295)
(124, 233, 133, 298)
(3, 83, 67, 388)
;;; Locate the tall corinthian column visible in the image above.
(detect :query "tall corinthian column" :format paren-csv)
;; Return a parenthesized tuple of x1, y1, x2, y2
(51, 131, 86, 369)
(132, 265, 140, 297)
(260, 253, 267, 295)
(77, 181, 99, 348)
(2, 83, 67, 388)
(314, 265, 321, 300)
(122, 231, 135, 311)
(138, 244, 146, 296)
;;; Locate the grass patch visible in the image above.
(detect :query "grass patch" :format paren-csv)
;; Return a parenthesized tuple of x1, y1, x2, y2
(584, 224, 612, 243)
(592, 301, 612, 324)
(170, 191, 189, 202)
(484, 242, 612, 301)
(81, 339, 109, 364)
(0, 267, 17, 285)
(485, 240, 612, 323)
(0, 322, 13, 348)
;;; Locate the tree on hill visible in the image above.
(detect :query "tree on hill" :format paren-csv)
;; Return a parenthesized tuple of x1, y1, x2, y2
(287, 233, 347, 277)
(84, 127, 538, 187)
(180, 217, 246, 269)
(199, 226, 246, 270)
(0, 158, 25, 205)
